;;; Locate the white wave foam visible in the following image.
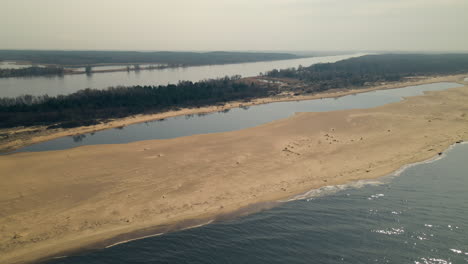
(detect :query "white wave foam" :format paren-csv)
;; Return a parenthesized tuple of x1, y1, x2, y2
(391, 155, 442, 177)
(285, 142, 467, 202)
(284, 179, 386, 202)
(449, 249, 462, 254)
(180, 220, 214, 231)
(105, 232, 165, 248)
(105, 219, 215, 249)
(387, 142, 466, 178)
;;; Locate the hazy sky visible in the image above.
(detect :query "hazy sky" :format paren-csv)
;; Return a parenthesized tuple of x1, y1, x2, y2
(1, 0, 467, 51)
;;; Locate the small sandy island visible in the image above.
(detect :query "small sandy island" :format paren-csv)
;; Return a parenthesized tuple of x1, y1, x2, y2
(1, 77, 468, 263)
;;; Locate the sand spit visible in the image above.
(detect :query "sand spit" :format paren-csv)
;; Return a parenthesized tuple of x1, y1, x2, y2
(1, 74, 466, 153)
(1, 82, 468, 263)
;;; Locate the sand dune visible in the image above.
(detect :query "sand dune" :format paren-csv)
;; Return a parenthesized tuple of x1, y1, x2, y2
(1, 82, 468, 263)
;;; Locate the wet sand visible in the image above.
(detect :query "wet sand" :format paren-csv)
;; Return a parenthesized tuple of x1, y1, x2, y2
(1, 74, 466, 153)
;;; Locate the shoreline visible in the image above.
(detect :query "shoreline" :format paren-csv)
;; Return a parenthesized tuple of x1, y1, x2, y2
(1, 82, 468, 263)
(97, 141, 468, 252)
(1, 73, 467, 153)
(0, 55, 313, 76)
(26, 141, 463, 263)
(285, 140, 466, 203)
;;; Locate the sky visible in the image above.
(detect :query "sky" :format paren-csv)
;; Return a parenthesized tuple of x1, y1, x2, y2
(1, 0, 467, 52)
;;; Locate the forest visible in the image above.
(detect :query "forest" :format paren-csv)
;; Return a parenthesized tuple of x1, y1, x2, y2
(266, 54, 468, 91)
(2, 54, 468, 129)
(0, 50, 301, 66)
(0, 66, 65, 78)
(0, 76, 275, 128)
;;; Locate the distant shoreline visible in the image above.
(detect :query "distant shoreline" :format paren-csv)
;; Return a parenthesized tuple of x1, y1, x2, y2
(0, 58, 299, 77)
(61, 56, 308, 75)
(1, 73, 466, 153)
(0, 50, 312, 77)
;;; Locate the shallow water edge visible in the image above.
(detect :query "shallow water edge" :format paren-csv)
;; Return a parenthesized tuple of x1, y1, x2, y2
(39, 141, 466, 264)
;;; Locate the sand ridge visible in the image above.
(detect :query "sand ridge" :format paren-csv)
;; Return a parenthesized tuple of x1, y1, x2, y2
(1, 80, 468, 263)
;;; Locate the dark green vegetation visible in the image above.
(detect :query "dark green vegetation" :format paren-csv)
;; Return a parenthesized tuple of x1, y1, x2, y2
(1, 54, 468, 129)
(0, 76, 275, 128)
(0, 66, 65, 78)
(266, 54, 468, 91)
(0, 50, 300, 66)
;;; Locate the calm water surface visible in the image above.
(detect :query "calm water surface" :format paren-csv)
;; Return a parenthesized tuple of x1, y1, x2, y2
(18, 82, 463, 153)
(47, 143, 468, 264)
(0, 54, 365, 97)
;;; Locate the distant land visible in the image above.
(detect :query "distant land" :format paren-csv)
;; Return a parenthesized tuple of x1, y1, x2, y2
(1, 53, 468, 153)
(0, 50, 315, 78)
(2, 53, 468, 128)
(0, 50, 305, 67)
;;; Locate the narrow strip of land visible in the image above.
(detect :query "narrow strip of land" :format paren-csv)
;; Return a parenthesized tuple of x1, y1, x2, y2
(1, 74, 465, 153)
(1, 80, 468, 264)
(0, 50, 305, 78)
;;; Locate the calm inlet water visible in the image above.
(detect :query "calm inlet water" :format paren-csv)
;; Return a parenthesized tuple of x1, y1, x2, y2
(0, 54, 365, 97)
(48, 143, 468, 264)
(18, 82, 463, 153)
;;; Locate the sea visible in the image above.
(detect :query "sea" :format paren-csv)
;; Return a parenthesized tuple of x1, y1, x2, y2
(47, 143, 468, 264)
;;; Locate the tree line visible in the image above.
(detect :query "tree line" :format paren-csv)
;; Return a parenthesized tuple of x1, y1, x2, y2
(0, 76, 276, 128)
(265, 54, 468, 92)
(0, 66, 65, 78)
(0, 50, 301, 66)
(2, 53, 468, 129)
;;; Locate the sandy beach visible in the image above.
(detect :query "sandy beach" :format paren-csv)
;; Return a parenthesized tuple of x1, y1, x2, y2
(1, 76, 468, 263)
(1, 74, 466, 153)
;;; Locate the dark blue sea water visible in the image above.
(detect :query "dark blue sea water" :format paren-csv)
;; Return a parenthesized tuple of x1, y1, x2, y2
(18, 82, 462, 153)
(47, 143, 468, 264)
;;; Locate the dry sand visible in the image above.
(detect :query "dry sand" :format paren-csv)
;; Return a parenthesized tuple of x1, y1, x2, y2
(1, 78, 468, 263)
(1, 74, 466, 153)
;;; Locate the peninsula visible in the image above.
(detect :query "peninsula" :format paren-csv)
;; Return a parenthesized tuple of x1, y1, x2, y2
(1, 78, 468, 264)
(2, 54, 468, 153)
